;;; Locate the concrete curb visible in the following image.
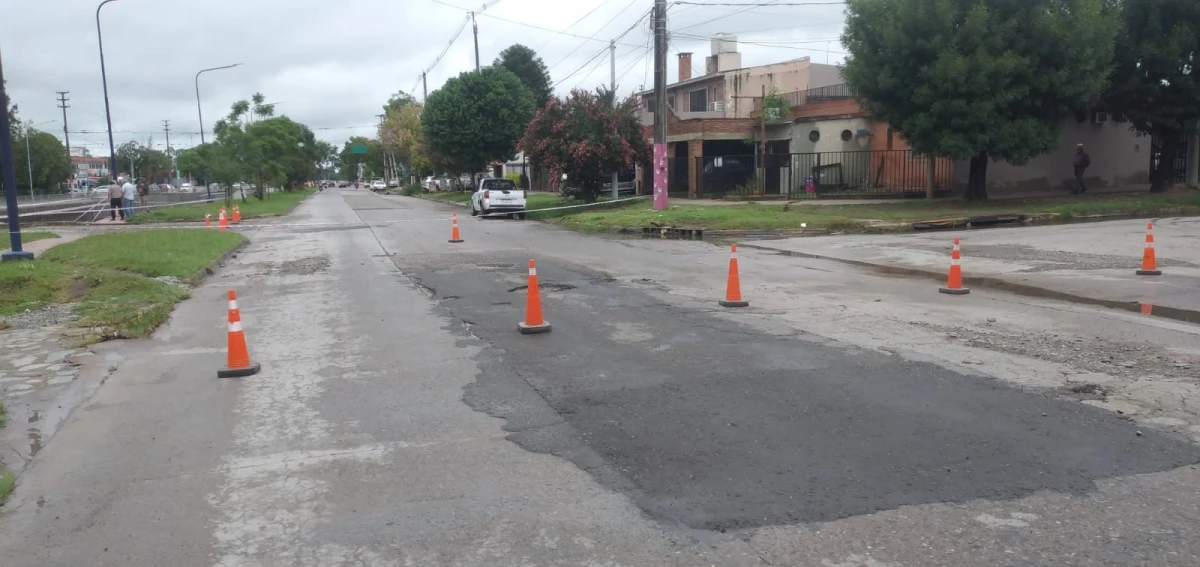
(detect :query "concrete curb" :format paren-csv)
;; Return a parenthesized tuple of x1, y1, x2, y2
(741, 242, 1197, 323)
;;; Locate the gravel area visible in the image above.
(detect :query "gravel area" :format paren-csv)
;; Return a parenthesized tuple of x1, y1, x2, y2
(910, 320, 1196, 381)
(154, 275, 188, 288)
(3, 304, 80, 330)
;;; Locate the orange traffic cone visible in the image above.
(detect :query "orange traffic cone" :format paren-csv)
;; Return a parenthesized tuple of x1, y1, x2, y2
(719, 244, 749, 307)
(205, 213, 212, 230)
(218, 289, 261, 378)
(232, 205, 241, 224)
(518, 259, 551, 334)
(218, 209, 228, 231)
(449, 213, 464, 243)
(1140, 303, 1153, 316)
(939, 237, 970, 295)
(1136, 222, 1161, 275)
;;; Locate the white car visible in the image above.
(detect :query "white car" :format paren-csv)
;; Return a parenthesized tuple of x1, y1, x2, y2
(91, 186, 110, 198)
(181, 182, 193, 192)
(371, 180, 386, 190)
(470, 177, 526, 219)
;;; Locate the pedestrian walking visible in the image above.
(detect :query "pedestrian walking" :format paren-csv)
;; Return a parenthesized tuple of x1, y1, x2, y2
(1072, 143, 1090, 194)
(110, 177, 127, 221)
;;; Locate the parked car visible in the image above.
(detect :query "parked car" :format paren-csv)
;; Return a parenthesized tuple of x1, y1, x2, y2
(337, 181, 349, 188)
(470, 177, 526, 219)
(91, 186, 110, 198)
(181, 182, 193, 192)
(371, 179, 386, 190)
(387, 179, 399, 187)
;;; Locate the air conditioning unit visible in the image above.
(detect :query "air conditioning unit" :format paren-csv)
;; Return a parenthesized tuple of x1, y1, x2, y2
(1092, 111, 1110, 124)
(710, 101, 725, 112)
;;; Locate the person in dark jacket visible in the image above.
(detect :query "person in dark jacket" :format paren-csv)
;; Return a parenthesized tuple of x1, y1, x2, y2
(1072, 143, 1090, 194)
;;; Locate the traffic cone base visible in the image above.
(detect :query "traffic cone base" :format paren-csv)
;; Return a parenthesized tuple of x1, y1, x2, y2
(720, 244, 749, 308)
(218, 361, 261, 379)
(518, 321, 552, 334)
(1136, 268, 1161, 276)
(938, 286, 971, 296)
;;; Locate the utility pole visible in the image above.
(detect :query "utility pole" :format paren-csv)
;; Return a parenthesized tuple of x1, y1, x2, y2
(472, 12, 480, 71)
(24, 122, 33, 193)
(652, 0, 668, 210)
(610, 39, 618, 201)
(57, 91, 71, 162)
(376, 113, 389, 184)
(422, 71, 428, 102)
(0, 49, 33, 260)
(163, 120, 178, 181)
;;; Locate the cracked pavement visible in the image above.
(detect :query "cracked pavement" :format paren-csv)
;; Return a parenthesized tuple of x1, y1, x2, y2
(1, 188, 1199, 566)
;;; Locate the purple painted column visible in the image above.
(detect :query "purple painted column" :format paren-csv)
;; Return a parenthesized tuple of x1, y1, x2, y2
(653, 143, 668, 210)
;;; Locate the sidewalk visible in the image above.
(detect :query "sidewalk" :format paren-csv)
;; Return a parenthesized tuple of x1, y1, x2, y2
(744, 216, 1200, 316)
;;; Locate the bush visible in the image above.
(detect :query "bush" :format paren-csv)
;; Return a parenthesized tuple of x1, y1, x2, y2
(505, 173, 522, 187)
(400, 184, 425, 196)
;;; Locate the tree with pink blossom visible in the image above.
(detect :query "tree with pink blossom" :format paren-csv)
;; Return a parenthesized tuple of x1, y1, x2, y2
(520, 88, 649, 202)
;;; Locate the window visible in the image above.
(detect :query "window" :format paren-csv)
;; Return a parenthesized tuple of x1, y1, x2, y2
(808, 130, 820, 142)
(840, 129, 853, 142)
(668, 95, 675, 110)
(645, 97, 655, 111)
(690, 88, 708, 112)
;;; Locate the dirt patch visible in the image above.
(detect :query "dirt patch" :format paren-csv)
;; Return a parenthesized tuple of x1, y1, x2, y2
(909, 321, 1197, 381)
(277, 256, 331, 276)
(67, 279, 90, 300)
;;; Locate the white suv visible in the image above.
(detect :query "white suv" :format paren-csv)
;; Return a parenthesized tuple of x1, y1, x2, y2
(470, 178, 526, 219)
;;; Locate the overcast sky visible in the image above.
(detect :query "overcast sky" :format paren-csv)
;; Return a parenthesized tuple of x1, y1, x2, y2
(1, 0, 846, 156)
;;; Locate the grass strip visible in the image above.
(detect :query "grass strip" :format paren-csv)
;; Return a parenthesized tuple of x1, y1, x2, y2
(126, 189, 314, 224)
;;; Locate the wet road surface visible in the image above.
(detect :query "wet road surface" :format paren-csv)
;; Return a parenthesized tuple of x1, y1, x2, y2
(1, 188, 1199, 566)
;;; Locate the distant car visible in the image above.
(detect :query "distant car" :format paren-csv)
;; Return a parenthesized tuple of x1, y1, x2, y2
(337, 181, 349, 188)
(371, 179, 386, 190)
(387, 179, 399, 187)
(91, 186, 110, 198)
(156, 184, 171, 192)
(181, 182, 193, 192)
(471, 177, 526, 219)
(422, 176, 438, 191)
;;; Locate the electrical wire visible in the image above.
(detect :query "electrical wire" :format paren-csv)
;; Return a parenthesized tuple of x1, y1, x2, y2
(427, 0, 644, 48)
(674, 0, 786, 33)
(534, 0, 615, 52)
(551, 44, 612, 89)
(547, 0, 642, 72)
(675, 1, 844, 5)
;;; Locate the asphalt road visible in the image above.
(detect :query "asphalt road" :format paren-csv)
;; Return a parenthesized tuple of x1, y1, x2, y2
(2, 187, 1199, 566)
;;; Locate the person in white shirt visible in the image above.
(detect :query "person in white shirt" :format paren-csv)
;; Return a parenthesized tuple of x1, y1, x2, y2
(120, 178, 137, 220)
(111, 178, 127, 221)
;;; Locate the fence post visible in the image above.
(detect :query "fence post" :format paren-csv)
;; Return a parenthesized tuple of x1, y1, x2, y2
(926, 156, 935, 199)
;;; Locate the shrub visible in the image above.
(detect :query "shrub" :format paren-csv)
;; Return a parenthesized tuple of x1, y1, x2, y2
(401, 184, 425, 196)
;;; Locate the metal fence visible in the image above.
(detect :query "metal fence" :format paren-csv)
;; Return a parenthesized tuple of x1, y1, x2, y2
(693, 150, 955, 199)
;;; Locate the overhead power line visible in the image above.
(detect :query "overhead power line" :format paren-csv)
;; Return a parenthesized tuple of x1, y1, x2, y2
(535, 0, 616, 52)
(547, 0, 643, 72)
(427, 0, 644, 48)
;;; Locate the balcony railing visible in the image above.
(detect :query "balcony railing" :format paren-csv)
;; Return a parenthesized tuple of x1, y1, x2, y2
(753, 83, 854, 112)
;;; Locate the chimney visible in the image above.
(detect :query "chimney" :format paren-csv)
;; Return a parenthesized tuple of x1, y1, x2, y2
(678, 52, 693, 82)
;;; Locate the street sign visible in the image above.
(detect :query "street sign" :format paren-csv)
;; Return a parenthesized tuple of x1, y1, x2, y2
(350, 144, 368, 154)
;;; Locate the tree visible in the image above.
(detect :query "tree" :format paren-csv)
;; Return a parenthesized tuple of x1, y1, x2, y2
(339, 136, 385, 180)
(380, 103, 431, 176)
(115, 141, 172, 183)
(520, 88, 650, 202)
(495, 44, 553, 110)
(423, 67, 535, 179)
(842, 0, 1118, 201)
(384, 90, 417, 113)
(315, 140, 339, 179)
(1105, 0, 1200, 192)
(13, 129, 71, 193)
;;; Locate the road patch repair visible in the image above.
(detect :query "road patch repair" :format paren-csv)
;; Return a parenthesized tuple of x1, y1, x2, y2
(396, 249, 1200, 530)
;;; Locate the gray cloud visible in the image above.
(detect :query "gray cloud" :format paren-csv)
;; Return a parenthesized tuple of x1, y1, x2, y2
(2, 0, 844, 155)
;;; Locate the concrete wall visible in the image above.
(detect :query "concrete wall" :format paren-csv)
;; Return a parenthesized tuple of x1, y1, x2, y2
(790, 117, 872, 154)
(724, 58, 844, 118)
(954, 120, 1151, 194)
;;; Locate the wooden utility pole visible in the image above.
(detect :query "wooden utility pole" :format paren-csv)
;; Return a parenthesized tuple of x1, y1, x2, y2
(472, 12, 480, 71)
(57, 91, 71, 162)
(421, 72, 428, 102)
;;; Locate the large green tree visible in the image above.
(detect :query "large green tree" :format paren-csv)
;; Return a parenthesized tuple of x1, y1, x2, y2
(520, 88, 650, 202)
(1105, 0, 1200, 192)
(422, 67, 535, 178)
(842, 0, 1118, 201)
(339, 136, 385, 180)
(13, 129, 71, 193)
(384, 90, 417, 113)
(380, 103, 431, 176)
(495, 44, 553, 110)
(209, 95, 322, 201)
(115, 141, 172, 183)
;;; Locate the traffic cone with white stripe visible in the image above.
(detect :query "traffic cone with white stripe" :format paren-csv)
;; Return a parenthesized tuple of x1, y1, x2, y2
(1136, 222, 1161, 275)
(218, 289, 261, 378)
(939, 237, 970, 295)
(218, 209, 228, 231)
(232, 205, 241, 224)
(719, 244, 749, 307)
(449, 213, 464, 243)
(518, 259, 551, 334)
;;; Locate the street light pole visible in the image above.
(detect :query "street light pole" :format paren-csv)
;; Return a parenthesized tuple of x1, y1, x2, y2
(194, 63, 241, 199)
(97, 0, 120, 183)
(0, 49, 33, 260)
(195, 63, 242, 145)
